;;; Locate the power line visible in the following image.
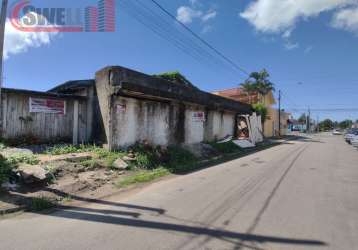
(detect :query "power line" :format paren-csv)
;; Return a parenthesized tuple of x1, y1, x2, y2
(120, 0, 244, 78)
(148, 0, 250, 77)
(285, 108, 358, 112)
(120, 1, 207, 63)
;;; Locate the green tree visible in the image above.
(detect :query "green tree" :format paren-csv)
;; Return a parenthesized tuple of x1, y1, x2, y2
(298, 114, 307, 124)
(339, 119, 353, 129)
(319, 119, 334, 131)
(252, 103, 268, 124)
(241, 69, 275, 104)
(241, 82, 256, 104)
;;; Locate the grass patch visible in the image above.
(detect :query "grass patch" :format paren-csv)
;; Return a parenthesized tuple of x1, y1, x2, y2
(127, 144, 198, 172)
(115, 146, 198, 188)
(45, 144, 99, 155)
(5, 153, 39, 166)
(30, 196, 56, 211)
(116, 167, 170, 188)
(61, 195, 73, 203)
(47, 144, 125, 170)
(209, 141, 242, 154)
(0, 153, 39, 185)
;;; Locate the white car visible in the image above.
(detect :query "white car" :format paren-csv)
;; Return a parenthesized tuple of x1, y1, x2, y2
(344, 129, 358, 144)
(333, 129, 343, 135)
(351, 135, 358, 148)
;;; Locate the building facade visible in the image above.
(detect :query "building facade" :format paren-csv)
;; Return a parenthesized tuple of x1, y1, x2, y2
(0, 66, 253, 148)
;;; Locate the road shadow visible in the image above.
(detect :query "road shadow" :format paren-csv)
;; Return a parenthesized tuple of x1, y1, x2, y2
(43, 207, 327, 249)
(0, 188, 165, 218)
(174, 141, 283, 176)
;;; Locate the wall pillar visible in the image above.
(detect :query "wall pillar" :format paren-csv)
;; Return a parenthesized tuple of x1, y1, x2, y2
(73, 100, 79, 145)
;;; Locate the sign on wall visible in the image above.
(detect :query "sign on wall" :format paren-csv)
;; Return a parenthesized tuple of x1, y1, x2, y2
(29, 97, 66, 114)
(192, 112, 205, 122)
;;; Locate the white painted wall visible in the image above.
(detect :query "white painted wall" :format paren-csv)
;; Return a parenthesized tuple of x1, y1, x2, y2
(112, 97, 170, 148)
(184, 106, 205, 144)
(111, 96, 237, 148)
(205, 111, 235, 141)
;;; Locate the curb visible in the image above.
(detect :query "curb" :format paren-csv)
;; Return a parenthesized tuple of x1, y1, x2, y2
(0, 205, 27, 216)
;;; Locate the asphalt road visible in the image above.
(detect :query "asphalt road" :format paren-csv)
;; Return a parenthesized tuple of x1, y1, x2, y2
(1, 134, 358, 250)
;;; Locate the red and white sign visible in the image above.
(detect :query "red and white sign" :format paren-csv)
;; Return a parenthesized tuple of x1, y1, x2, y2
(192, 112, 205, 122)
(29, 97, 66, 114)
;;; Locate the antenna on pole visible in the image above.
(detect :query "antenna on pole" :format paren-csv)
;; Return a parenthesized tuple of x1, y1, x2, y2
(0, 0, 8, 133)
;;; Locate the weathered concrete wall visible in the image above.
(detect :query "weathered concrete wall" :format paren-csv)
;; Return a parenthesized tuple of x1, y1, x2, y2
(109, 96, 237, 149)
(112, 97, 171, 147)
(1, 91, 87, 143)
(184, 106, 205, 144)
(204, 111, 235, 141)
(95, 70, 114, 147)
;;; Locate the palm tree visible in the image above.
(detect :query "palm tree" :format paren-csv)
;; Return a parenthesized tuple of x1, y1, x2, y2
(241, 81, 256, 104)
(248, 69, 275, 104)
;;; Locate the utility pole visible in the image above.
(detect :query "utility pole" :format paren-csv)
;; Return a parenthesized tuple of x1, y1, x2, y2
(278, 90, 281, 137)
(307, 107, 311, 133)
(0, 0, 8, 133)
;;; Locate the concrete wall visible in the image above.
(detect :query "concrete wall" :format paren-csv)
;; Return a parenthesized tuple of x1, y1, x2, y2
(111, 97, 171, 147)
(109, 96, 237, 149)
(0, 91, 87, 143)
(204, 111, 235, 142)
(184, 106, 205, 144)
(264, 108, 290, 137)
(264, 107, 277, 137)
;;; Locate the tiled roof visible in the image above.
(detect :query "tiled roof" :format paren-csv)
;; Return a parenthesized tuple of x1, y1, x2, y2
(213, 87, 260, 104)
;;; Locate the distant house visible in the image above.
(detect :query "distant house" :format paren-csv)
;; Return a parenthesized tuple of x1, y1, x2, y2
(213, 87, 289, 137)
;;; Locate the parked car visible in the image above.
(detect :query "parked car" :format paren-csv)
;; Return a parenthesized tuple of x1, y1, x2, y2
(344, 129, 358, 144)
(351, 135, 358, 148)
(333, 129, 343, 135)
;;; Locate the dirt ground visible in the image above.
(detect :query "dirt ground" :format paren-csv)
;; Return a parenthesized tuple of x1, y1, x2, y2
(0, 151, 135, 213)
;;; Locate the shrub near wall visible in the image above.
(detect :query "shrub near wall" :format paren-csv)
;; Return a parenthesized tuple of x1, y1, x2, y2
(0, 155, 12, 185)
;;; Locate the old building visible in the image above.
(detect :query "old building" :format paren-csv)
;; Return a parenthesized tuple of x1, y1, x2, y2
(0, 66, 254, 149)
(93, 66, 253, 149)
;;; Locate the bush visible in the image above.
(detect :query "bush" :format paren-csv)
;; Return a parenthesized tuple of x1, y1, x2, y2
(0, 156, 13, 185)
(252, 103, 268, 124)
(30, 196, 56, 211)
(129, 144, 163, 170)
(164, 146, 197, 173)
(209, 141, 242, 154)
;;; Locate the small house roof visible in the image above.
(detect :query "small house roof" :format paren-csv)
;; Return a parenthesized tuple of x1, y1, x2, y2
(2, 87, 86, 100)
(48, 80, 95, 94)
